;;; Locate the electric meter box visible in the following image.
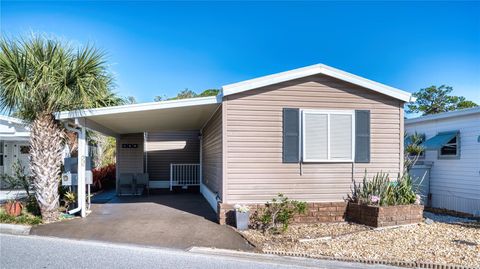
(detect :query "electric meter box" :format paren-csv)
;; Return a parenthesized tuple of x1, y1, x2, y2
(61, 171, 93, 186)
(62, 157, 94, 186)
(64, 157, 93, 173)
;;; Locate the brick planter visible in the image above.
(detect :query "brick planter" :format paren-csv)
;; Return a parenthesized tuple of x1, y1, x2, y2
(346, 203, 424, 227)
(218, 202, 347, 226)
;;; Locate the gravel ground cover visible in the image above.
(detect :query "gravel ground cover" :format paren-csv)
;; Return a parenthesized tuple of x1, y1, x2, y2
(241, 216, 480, 267)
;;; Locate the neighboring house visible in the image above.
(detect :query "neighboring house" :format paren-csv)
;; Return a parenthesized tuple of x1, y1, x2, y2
(56, 63, 413, 223)
(0, 115, 31, 189)
(406, 107, 480, 216)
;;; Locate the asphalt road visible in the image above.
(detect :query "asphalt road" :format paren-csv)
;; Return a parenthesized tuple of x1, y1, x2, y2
(0, 234, 400, 269)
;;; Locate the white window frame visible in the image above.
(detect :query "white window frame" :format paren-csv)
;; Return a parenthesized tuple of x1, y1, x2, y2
(438, 133, 461, 159)
(301, 109, 355, 162)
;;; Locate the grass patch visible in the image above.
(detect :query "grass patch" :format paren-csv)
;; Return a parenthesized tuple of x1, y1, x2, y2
(0, 208, 42, 225)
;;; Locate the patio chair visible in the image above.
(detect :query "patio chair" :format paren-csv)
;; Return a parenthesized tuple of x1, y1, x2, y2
(118, 173, 134, 195)
(135, 173, 150, 196)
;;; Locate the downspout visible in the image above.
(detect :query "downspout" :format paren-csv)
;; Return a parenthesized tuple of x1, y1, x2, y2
(144, 132, 148, 173)
(64, 123, 82, 215)
(63, 122, 87, 217)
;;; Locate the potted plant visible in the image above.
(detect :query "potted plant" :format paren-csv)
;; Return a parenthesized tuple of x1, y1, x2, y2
(62, 191, 77, 212)
(4, 199, 23, 217)
(234, 204, 250, 230)
(1, 161, 32, 217)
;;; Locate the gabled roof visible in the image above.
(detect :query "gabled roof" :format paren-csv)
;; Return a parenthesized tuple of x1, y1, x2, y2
(221, 63, 414, 102)
(0, 115, 30, 140)
(406, 106, 480, 125)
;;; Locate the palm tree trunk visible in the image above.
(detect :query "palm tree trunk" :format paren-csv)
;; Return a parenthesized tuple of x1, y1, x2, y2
(30, 113, 65, 222)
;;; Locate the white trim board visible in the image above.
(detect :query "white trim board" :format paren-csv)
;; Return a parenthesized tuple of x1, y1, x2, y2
(55, 95, 221, 120)
(200, 183, 218, 213)
(0, 115, 26, 125)
(221, 63, 414, 103)
(406, 107, 480, 125)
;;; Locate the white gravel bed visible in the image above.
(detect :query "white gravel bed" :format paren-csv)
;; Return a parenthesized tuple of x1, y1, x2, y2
(241, 220, 480, 267)
(423, 211, 478, 224)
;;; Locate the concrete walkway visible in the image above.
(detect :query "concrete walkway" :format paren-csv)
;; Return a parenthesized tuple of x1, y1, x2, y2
(30, 193, 253, 251)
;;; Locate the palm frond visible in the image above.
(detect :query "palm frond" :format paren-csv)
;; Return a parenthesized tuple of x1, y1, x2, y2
(0, 35, 121, 121)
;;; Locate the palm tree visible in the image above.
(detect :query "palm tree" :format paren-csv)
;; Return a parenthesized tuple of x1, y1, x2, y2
(0, 36, 122, 222)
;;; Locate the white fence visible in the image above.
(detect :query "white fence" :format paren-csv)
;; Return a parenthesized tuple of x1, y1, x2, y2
(169, 163, 200, 191)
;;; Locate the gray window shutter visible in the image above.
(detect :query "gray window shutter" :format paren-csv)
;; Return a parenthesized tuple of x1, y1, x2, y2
(283, 108, 300, 163)
(355, 110, 370, 163)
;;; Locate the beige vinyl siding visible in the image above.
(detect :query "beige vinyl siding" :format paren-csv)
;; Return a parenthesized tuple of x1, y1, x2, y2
(117, 133, 144, 175)
(224, 74, 402, 204)
(201, 106, 223, 199)
(146, 131, 200, 181)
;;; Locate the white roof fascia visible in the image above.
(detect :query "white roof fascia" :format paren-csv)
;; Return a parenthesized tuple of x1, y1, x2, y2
(75, 118, 119, 138)
(405, 106, 480, 125)
(55, 95, 221, 120)
(0, 135, 30, 141)
(221, 64, 414, 103)
(0, 115, 27, 125)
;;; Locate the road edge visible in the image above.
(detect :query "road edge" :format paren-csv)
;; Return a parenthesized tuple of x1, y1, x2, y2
(0, 223, 31, 235)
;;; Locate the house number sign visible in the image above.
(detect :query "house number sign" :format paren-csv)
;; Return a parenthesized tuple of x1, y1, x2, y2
(122, 144, 138, 148)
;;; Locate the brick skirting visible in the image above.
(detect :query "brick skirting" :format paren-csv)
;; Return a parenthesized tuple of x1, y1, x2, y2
(346, 203, 424, 227)
(218, 202, 347, 226)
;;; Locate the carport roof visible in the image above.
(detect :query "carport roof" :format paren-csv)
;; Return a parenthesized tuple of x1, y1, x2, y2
(55, 96, 221, 136)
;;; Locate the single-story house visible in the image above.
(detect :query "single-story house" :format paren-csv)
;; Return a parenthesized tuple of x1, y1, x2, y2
(56, 63, 414, 223)
(0, 115, 31, 189)
(406, 107, 480, 216)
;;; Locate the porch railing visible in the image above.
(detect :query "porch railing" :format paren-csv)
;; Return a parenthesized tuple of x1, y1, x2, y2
(170, 163, 200, 191)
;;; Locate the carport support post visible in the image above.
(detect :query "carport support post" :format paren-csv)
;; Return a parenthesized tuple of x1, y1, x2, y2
(78, 125, 87, 218)
(199, 133, 203, 185)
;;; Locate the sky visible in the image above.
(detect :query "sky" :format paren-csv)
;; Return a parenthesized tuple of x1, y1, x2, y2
(1, 1, 479, 111)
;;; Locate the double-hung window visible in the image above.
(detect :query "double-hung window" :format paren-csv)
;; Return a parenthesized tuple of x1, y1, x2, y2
(302, 110, 355, 162)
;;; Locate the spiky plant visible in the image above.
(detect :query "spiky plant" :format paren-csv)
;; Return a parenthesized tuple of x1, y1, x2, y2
(0, 36, 122, 222)
(404, 132, 425, 172)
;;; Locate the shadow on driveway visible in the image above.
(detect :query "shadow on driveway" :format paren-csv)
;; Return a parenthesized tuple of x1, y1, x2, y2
(30, 193, 253, 251)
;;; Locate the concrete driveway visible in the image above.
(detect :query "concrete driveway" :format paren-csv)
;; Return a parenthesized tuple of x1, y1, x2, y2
(30, 193, 253, 251)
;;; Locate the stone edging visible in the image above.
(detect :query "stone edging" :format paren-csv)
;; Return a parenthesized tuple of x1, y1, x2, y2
(0, 223, 31, 235)
(262, 250, 479, 269)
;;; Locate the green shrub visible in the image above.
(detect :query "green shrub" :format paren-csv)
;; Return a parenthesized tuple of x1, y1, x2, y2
(1, 160, 33, 196)
(0, 209, 42, 225)
(25, 195, 41, 216)
(404, 132, 426, 174)
(348, 171, 419, 206)
(253, 193, 307, 233)
(61, 191, 76, 212)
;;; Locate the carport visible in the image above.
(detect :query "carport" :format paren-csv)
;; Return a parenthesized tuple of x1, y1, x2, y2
(30, 192, 252, 250)
(55, 96, 222, 218)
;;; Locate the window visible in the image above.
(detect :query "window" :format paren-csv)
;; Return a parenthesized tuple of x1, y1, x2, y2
(20, 145, 30, 154)
(439, 135, 459, 158)
(302, 110, 355, 162)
